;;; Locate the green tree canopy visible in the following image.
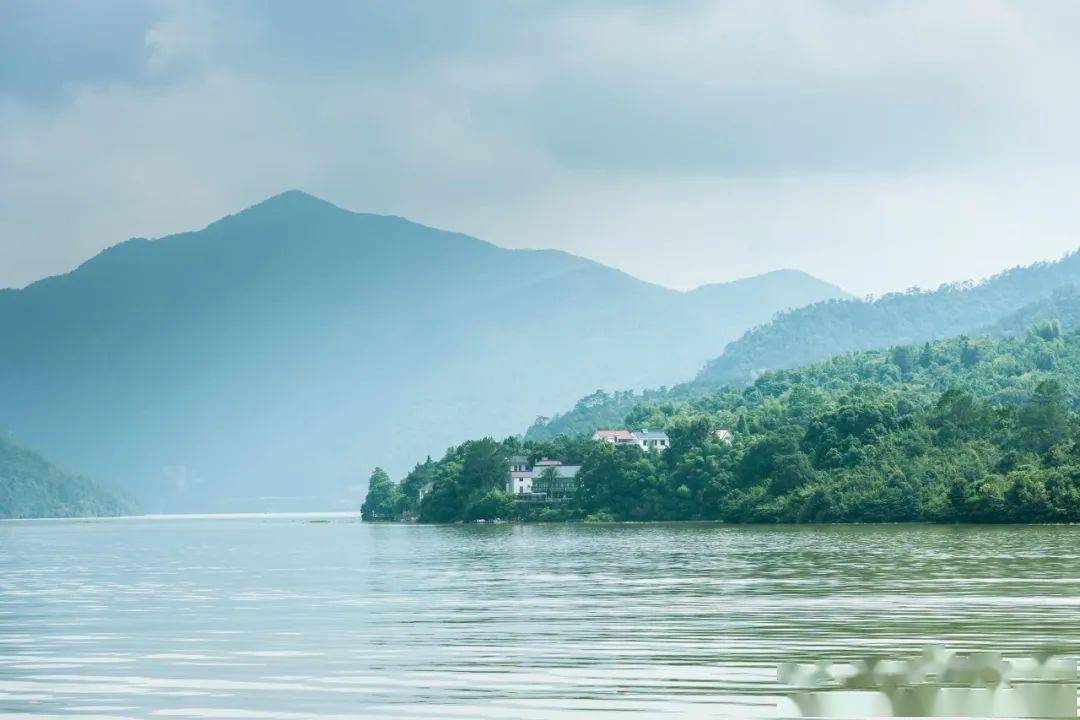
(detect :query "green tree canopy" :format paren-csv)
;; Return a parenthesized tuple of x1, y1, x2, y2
(360, 467, 403, 521)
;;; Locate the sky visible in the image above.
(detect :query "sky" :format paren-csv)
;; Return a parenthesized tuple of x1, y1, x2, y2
(3, 1, 1080, 296)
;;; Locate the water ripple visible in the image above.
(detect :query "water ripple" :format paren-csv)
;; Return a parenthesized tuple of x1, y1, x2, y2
(1, 519, 1079, 717)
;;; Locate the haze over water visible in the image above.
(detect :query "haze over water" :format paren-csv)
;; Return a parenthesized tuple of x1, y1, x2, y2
(2, 517, 1079, 718)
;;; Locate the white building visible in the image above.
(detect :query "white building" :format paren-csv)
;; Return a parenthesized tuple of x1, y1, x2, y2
(593, 429, 670, 451)
(509, 455, 533, 495)
(506, 457, 581, 498)
(631, 429, 669, 451)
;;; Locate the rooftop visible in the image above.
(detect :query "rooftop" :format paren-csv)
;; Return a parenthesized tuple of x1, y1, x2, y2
(632, 430, 669, 440)
(594, 429, 634, 439)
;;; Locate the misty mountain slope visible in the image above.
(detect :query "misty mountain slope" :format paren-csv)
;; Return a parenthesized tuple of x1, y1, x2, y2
(695, 252, 1080, 387)
(0, 191, 845, 511)
(685, 269, 852, 324)
(986, 284, 1080, 337)
(0, 435, 128, 519)
(526, 253, 1080, 440)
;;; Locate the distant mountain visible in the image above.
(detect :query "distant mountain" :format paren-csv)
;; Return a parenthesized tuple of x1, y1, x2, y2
(696, 252, 1080, 387)
(527, 253, 1080, 440)
(0, 435, 128, 519)
(0, 191, 845, 511)
(686, 269, 851, 320)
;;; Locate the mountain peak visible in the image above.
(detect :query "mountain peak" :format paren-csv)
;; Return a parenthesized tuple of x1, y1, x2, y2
(241, 189, 345, 216)
(200, 190, 360, 238)
(687, 269, 849, 301)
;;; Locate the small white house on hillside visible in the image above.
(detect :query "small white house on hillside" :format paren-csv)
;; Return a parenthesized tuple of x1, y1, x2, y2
(592, 429, 670, 451)
(631, 429, 669, 451)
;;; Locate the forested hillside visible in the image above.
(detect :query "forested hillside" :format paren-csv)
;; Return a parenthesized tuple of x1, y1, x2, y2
(389, 321, 1080, 524)
(527, 257, 1080, 441)
(697, 253, 1080, 387)
(0, 436, 128, 518)
(989, 285, 1080, 337)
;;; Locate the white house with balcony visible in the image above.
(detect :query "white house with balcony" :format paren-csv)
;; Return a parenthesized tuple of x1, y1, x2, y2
(506, 457, 582, 499)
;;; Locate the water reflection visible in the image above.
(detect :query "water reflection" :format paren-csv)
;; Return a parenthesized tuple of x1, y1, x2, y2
(1, 519, 1079, 718)
(780, 647, 1077, 717)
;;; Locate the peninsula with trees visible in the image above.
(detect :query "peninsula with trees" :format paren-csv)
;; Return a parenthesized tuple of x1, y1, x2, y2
(366, 317, 1080, 524)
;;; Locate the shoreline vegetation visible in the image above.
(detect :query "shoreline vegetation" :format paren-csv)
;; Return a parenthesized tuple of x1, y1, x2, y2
(364, 322, 1080, 525)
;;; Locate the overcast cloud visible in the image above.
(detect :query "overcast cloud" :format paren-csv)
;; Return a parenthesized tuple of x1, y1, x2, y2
(3, 0, 1080, 295)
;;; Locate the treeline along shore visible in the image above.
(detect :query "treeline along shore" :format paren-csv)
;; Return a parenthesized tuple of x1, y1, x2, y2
(364, 321, 1080, 524)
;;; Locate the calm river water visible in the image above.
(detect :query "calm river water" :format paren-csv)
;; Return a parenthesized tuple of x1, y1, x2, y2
(1, 517, 1079, 718)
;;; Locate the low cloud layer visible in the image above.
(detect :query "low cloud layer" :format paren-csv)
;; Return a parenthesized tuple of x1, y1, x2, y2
(3, 0, 1080, 294)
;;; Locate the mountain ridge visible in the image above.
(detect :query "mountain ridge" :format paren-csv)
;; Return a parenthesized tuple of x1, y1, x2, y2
(10, 191, 842, 300)
(697, 250, 1080, 387)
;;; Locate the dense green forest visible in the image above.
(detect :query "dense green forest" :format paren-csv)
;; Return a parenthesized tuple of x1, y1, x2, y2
(372, 321, 1080, 524)
(0, 435, 129, 518)
(526, 281, 1080, 441)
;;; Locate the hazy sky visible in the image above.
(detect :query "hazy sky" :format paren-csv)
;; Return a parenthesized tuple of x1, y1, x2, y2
(3, 1, 1080, 295)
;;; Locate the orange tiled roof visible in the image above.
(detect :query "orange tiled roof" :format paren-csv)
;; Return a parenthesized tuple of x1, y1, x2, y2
(594, 429, 633, 439)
